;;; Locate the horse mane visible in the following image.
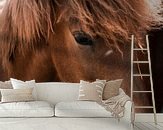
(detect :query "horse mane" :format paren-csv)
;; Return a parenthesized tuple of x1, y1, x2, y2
(0, 0, 61, 64)
(0, 0, 162, 59)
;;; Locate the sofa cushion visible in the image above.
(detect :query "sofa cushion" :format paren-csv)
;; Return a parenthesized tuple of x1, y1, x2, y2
(10, 78, 37, 100)
(55, 101, 112, 117)
(0, 101, 54, 117)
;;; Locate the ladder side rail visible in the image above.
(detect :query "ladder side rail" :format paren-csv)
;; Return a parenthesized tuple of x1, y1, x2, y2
(146, 35, 157, 125)
(131, 35, 134, 101)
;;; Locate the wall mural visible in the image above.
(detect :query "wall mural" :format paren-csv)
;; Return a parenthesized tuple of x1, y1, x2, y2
(0, 0, 163, 113)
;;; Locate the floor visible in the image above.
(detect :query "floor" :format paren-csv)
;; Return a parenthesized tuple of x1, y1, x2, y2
(134, 122, 163, 130)
(0, 117, 162, 130)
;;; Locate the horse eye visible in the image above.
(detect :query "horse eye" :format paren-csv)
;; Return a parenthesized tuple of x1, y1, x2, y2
(73, 31, 93, 46)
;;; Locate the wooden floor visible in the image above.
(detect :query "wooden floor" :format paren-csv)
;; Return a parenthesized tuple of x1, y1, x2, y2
(134, 122, 163, 130)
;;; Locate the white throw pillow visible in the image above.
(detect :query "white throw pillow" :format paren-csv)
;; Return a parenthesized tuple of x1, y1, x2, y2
(78, 80, 105, 102)
(55, 101, 112, 117)
(0, 101, 54, 117)
(10, 78, 37, 100)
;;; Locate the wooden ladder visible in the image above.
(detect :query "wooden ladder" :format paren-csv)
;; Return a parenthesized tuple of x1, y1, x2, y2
(131, 35, 157, 125)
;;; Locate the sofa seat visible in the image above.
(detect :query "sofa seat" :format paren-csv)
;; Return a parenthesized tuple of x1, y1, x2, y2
(0, 101, 54, 117)
(55, 101, 112, 117)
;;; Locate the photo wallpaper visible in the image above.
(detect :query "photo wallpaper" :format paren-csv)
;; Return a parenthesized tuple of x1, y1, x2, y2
(0, 0, 163, 113)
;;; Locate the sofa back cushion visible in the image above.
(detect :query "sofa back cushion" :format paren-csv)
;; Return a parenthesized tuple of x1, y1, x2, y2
(36, 82, 79, 105)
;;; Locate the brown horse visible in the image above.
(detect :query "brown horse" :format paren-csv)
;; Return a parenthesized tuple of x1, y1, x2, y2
(0, 0, 162, 112)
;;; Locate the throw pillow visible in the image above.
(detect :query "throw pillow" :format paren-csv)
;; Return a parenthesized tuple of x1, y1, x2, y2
(96, 79, 123, 100)
(78, 80, 105, 102)
(10, 78, 37, 100)
(0, 81, 13, 101)
(1, 88, 34, 103)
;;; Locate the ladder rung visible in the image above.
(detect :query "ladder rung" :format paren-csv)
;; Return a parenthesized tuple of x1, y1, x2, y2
(133, 61, 149, 63)
(133, 74, 150, 76)
(133, 48, 148, 51)
(135, 106, 154, 109)
(133, 91, 152, 93)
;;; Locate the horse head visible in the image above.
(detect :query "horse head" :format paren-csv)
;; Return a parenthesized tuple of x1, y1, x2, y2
(0, 0, 162, 110)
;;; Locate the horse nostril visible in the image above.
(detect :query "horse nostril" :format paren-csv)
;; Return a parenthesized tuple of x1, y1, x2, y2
(73, 31, 93, 46)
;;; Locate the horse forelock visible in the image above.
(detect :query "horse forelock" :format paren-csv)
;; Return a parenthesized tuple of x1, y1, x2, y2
(68, 0, 163, 51)
(0, 0, 162, 58)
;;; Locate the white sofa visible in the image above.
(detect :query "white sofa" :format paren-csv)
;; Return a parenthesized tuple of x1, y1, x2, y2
(0, 82, 133, 130)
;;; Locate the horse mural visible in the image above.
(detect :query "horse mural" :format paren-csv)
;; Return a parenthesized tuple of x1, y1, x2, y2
(0, 0, 162, 112)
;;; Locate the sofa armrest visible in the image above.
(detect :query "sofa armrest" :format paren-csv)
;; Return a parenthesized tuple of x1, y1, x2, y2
(118, 101, 134, 129)
(121, 101, 133, 123)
